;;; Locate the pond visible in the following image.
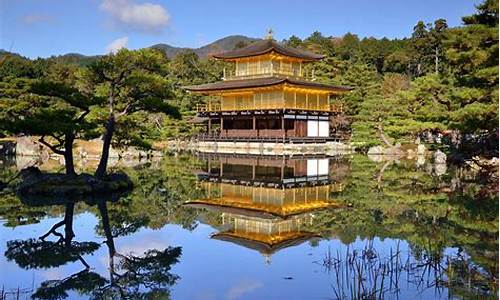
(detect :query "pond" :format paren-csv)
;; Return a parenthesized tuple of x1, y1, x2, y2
(0, 153, 497, 299)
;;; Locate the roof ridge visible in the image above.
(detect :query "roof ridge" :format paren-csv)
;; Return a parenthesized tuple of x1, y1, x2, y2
(212, 39, 324, 61)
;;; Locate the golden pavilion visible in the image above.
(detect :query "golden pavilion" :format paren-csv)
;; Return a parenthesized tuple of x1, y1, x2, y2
(185, 33, 352, 144)
(184, 154, 346, 261)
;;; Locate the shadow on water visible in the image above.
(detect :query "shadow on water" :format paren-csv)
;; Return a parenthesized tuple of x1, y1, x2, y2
(4, 190, 182, 300)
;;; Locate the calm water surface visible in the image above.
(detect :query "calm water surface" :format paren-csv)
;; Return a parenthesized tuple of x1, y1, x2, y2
(0, 153, 497, 299)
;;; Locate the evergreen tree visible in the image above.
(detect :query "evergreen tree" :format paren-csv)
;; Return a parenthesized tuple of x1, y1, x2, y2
(79, 48, 180, 178)
(0, 63, 100, 175)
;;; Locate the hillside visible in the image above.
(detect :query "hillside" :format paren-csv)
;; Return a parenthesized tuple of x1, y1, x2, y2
(0, 35, 259, 65)
(150, 35, 259, 58)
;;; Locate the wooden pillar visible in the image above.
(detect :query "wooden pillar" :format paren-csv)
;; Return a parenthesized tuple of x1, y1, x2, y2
(253, 115, 258, 137)
(208, 118, 212, 135)
(220, 117, 224, 136)
(281, 116, 285, 139)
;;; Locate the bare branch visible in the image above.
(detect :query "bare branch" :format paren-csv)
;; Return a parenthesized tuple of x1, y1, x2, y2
(377, 123, 394, 148)
(49, 134, 65, 147)
(76, 109, 90, 123)
(115, 102, 136, 119)
(38, 135, 65, 155)
(39, 220, 65, 240)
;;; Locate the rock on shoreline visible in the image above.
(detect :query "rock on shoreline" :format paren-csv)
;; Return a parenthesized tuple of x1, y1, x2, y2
(17, 167, 133, 198)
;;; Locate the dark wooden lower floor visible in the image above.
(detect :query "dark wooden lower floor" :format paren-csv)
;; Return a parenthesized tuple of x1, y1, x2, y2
(204, 115, 332, 139)
(195, 134, 343, 143)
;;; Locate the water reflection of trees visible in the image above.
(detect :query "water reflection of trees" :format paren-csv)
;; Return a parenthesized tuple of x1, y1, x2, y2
(316, 242, 497, 300)
(0, 153, 497, 298)
(306, 155, 498, 298)
(4, 195, 182, 299)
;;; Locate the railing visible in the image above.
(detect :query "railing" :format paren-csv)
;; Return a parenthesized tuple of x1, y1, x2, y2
(197, 103, 221, 112)
(194, 134, 344, 143)
(197, 103, 343, 113)
(223, 68, 315, 81)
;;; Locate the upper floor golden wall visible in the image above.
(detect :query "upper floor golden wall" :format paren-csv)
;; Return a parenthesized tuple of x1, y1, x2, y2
(197, 86, 343, 113)
(224, 54, 314, 80)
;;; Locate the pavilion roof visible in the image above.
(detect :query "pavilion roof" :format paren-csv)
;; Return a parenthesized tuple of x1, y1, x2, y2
(212, 39, 324, 61)
(211, 231, 319, 255)
(183, 76, 352, 93)
(183, 197, 338, 219)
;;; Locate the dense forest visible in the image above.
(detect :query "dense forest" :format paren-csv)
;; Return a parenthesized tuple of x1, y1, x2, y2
(0, 0, 497, 160)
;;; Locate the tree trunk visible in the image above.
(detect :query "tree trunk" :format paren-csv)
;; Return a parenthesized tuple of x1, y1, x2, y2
(63, 202, 75, 247)
(64, 134, 76, 176)
(95, 117, 115, 179)
(435, 47, 439, 74)
(97, 200, 116, 256)
(377, 123, 394, 148)
(97, 200, 117, 282)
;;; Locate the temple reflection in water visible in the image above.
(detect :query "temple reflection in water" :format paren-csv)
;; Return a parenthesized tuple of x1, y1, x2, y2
(185, 154, 347, 262)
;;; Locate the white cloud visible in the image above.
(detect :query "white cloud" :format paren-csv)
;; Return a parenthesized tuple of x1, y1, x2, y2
(225, 279, 263, 300)
(106, 36, 129, 53)
(100, 0, 170, 34)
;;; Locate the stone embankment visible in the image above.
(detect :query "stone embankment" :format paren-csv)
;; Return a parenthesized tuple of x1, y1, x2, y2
(0, 136, 165, 171)
(166, 139, 353, 156)
(367, 143, 446, 162)
(6, 136, 164, 159)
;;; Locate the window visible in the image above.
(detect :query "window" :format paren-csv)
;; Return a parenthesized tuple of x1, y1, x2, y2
(282, 62, 292, 75)
(223, 118, 253, 129)
(318, 94, 328, 110)
(284, 91, 295, 108)
(292, 62, 301, 76)
(257, 118, 281, 129)
(308, 94, 318, 110)
(272, 60, 280, 74)
(248, 61, 258, 75)
(296, 92, 306, 109)
(237, 62, 248, 76)
(260, 60, 271, 74)
(285, 119, 295, 130)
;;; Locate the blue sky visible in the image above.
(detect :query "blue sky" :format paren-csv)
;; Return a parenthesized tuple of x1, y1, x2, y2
(1, 0, 480, 58)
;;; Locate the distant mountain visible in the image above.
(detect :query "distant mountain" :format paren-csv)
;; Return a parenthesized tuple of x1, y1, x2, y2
(48, 53, 101, 66)
(0, 49, 21, 58)
(150, 35, 260, 58)
(0, 35, 260, 65)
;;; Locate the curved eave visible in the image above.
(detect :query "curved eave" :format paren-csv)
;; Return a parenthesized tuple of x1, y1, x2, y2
(211, 232, 320, 254)
(183, 201, 283, 220)
(211, 40, 324, 62)
(212, 50, 323, 62)
(183, 199, 339, 219)
(183, 77, 353, 94)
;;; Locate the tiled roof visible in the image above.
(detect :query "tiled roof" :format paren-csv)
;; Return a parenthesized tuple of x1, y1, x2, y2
(184, 76, 352, 93)
(212, 39, 324, 61)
